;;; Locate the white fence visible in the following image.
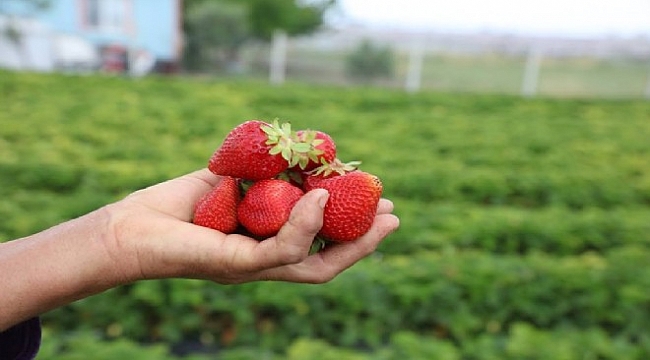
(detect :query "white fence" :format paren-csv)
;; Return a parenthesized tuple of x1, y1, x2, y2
(261, 29, 650, 99)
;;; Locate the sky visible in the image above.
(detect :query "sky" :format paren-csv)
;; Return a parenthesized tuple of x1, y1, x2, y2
(333, 0, 650, 38)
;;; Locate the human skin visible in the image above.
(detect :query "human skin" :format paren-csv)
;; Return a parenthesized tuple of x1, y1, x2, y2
(0, 168, 400, 331)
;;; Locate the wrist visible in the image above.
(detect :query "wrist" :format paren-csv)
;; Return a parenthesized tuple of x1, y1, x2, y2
(46, 205, 135, 293)
(0, 204, 134, 329)
(96, 202, 144, 284)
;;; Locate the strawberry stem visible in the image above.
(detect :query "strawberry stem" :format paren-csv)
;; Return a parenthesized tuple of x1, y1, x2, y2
(309, 237, 329, 255)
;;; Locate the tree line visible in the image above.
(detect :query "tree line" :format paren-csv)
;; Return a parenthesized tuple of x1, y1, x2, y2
(182, 0, 334, 72)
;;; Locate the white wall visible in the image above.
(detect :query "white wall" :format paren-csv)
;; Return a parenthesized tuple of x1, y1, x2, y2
(0, 16, 55, 71)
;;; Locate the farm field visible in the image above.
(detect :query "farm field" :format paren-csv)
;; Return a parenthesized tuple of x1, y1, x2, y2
(2, 70, 650, 359)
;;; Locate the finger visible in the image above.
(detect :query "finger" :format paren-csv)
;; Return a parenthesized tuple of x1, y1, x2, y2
(307, 212, 400, 277)
(377, 198, 394, 215)
(246, 189, 329, 270)
(255, 212, 400, 283)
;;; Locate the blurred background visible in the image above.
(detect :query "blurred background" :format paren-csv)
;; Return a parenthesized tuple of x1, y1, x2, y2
(2, 0, 649, 98)
(2, 1, 650, 359)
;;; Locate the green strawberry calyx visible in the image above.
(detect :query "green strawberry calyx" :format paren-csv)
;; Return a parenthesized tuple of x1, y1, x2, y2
(309, 158, 362, 178)
(261, 119, 323, 168)
(291, 129, 326, 170)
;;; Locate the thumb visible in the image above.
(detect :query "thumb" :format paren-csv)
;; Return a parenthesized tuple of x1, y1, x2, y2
(249, 188, 329, 269)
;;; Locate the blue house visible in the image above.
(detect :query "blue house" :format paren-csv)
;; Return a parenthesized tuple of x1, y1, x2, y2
(0, 0, 183, 73)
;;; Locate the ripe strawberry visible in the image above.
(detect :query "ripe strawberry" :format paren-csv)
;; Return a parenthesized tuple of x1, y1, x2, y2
(303, 170, 383, 242)
(193, 176, 241, 233)
(290, 130, 337, 172)
(208, 120, 295, 181)
(237, 179, 304, 238)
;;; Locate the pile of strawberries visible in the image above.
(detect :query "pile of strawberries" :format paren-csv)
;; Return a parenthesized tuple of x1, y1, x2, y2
(193, 120, 383, 247)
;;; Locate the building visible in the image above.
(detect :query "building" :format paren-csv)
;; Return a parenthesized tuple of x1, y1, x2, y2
(0, 0, 183, 74)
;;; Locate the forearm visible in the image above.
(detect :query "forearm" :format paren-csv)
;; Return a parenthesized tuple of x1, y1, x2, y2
(0, 205, 131, 331)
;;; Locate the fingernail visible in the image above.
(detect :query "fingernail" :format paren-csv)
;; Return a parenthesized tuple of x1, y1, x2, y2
(316, 189, 329, 209)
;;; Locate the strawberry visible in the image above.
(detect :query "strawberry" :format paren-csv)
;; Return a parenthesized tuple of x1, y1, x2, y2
(193, 176, 241, 233)
(237, 179, 304, 238)
(303, 170, 383, 242)
(209, 120, 304, 181)
(290, 130, 337, 172)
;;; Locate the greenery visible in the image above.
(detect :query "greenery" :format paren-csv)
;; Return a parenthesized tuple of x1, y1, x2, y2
(345, 39, 396, 83)
(182, 0, 335, 71)
(183, 1, 250, 72)
(246, 0, 335, 41)
(2, 70, 650, 359)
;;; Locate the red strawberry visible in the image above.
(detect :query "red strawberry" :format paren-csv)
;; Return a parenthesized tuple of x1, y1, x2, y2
(208, 120, 294, 181)
(193, 176, 241, 233)
(209, 120, 331, 181)
(237, 179, 304, 238)
(290, 130, 337, 172)
(303, 170, 383, 242)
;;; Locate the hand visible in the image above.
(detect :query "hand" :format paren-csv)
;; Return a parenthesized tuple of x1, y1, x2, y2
(0, 168, 399, 330)
(108, 168, 400, 284)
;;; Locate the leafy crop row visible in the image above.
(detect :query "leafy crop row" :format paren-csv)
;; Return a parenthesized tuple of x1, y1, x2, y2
(387, 201, 650, 255)
(42, 247, 650, 354)
(37, 326, 643, 360)
(2, 70, 650, 358)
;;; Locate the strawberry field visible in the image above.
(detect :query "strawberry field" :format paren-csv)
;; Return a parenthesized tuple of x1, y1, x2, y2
(2, 70, 650, 359)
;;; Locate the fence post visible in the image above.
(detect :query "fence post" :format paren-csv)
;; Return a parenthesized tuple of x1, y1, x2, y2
(643, 61, 650, 100)
(269, 29, 287, 85)
(405, 38, 424, 93)
(521, 46, 543, 97)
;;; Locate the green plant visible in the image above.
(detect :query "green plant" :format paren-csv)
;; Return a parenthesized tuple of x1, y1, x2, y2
(183, 0, 250, 72)
(2, 70, 650, 358)
(345, 39, 396, 83)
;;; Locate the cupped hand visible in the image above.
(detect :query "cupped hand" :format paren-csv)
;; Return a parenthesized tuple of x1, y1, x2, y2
(108, 169, 400, 285)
